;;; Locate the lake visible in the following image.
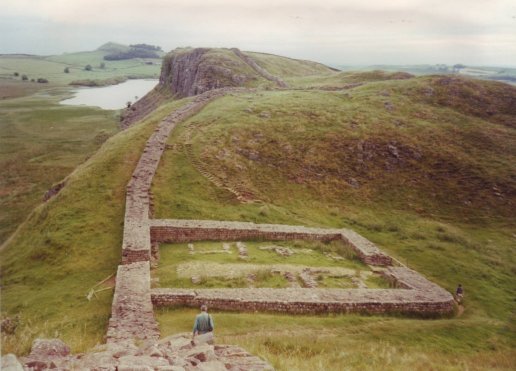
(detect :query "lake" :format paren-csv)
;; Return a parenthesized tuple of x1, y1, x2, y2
(60, 79, 158, 110)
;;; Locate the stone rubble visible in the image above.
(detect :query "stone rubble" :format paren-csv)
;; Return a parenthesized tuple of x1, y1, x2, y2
(283, 271, 301, 288)
(299, 268, 319, 288)
(236, 242, 248, 260)
(188, 243, 195, 255)
(11, 333, 273, 371)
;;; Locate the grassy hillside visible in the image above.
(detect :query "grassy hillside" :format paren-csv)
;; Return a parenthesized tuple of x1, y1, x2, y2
(0, 42, 161, 86)
(161, 47, 339, 92)
(0, 98, 191, 354)
(0, 42, 163, 244)
(0, 86, 119, 244)
(246, 51, 337, 77)
(1, 46, 515, 370)
(150, 75, 515, 370)
(340, 64, 516, 86)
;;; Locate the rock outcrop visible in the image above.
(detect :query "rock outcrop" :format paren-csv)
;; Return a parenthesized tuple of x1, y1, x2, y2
(159, 48, 262, 98)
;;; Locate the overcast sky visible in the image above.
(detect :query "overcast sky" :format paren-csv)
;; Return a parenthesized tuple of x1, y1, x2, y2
(1, 0, 515, 66)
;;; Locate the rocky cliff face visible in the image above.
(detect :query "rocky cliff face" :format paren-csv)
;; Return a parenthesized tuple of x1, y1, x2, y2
(159, 48, 256, 97)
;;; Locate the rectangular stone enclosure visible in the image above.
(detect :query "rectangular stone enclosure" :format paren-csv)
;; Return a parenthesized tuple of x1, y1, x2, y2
(147, 219, 454, 316)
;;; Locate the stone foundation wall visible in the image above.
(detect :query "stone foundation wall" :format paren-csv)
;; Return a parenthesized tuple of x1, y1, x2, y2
(149, 219, 392, 267)
(151, 288, 454, 316)
(151, 267, 455, 316)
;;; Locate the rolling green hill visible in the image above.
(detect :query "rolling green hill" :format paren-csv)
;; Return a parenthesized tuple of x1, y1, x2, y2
(1, 48, 515, 370)
(0, 42, 164, 245)
(0, 42, 162, 86)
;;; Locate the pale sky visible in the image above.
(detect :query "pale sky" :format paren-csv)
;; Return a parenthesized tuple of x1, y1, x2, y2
(1, 0, 515, 66)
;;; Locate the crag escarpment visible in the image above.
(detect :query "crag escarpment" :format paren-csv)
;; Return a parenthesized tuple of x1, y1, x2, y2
(159, 48, 247, 97)
(158, 47, 283, 98)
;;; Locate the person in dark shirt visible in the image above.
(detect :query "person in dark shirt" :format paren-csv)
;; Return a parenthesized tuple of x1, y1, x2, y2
(455, 284, 464, 303)
(192, 304, 214, 340)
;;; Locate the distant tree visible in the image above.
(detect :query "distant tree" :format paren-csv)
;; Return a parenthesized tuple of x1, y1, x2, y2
(21, 75, 28, 81)
(104, 45, 160, 60)
(37, 78, 49, 83)
(99, 62, 106, 69)
(64, 67, 70, 73)
(129, 43, 162, 52)
(14, 72, 19, 76)
(84, 64, 92, 71)
(30, 78, 35, 82)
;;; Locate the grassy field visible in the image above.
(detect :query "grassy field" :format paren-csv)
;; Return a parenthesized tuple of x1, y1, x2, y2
(0, 43, 161, 86)
(0, 97, 191, 354)
(154, 240, 378, 289)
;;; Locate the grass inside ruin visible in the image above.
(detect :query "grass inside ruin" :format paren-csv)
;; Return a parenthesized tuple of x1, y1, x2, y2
(153, 240, 384, 289)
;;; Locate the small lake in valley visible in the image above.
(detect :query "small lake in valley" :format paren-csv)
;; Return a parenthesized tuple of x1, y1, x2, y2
(60, 79, 158, 110)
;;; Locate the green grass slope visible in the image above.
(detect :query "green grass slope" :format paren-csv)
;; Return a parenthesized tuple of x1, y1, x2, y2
(0, 98, 191, 354)
(0, 42, 161, 86)
(150, 75, 515, 370)
(0, 86, 119, 244)
(246, 51, 338, 77)
(1, 55, 515, 370)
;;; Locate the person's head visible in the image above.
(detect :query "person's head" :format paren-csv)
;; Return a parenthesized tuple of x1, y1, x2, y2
(201, 304, 208, 312)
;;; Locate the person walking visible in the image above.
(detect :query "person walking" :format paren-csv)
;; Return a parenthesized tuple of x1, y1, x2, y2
(455, 284, 464, 303)
(192, 304, 214, 341)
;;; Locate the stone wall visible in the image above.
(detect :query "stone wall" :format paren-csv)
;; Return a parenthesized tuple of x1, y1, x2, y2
(149, 219, 392, 267)
(108, 75, 455, 356)
(151, 267, 454, 316)
(107, 262, 160, 345)
(121, 88, 244, 265)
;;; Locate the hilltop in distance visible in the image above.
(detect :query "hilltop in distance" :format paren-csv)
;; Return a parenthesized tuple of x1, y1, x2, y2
(1, 45, 515, 370)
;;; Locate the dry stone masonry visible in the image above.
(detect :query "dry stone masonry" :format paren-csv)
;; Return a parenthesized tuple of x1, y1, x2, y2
(149, 219, 392, 266)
